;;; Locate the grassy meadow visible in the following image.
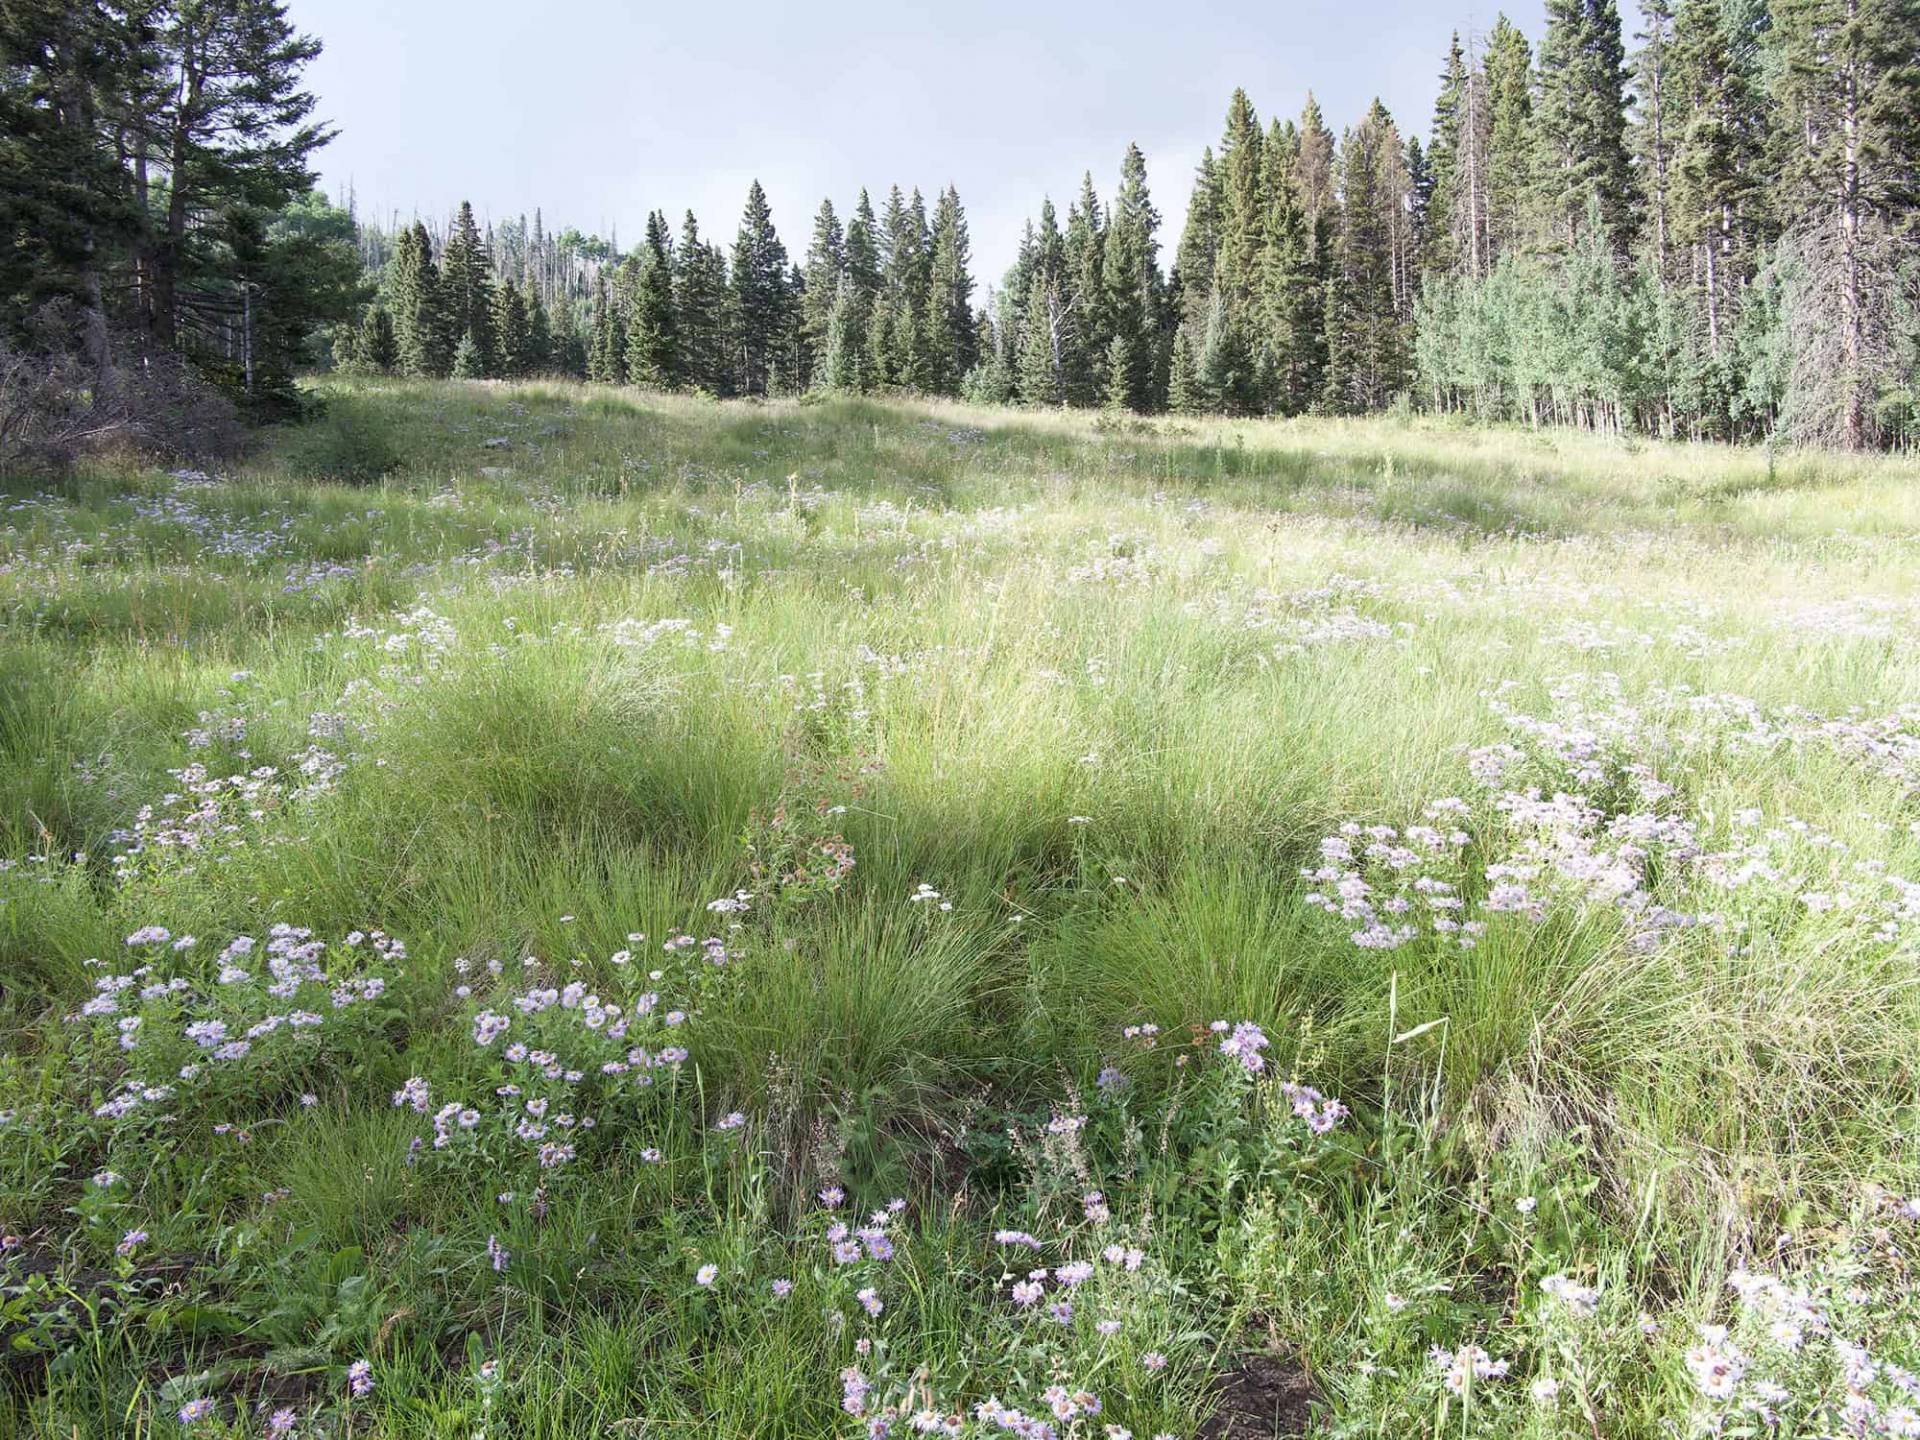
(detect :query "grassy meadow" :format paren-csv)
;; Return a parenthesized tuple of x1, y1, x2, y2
(4, 378, 1920, 1438)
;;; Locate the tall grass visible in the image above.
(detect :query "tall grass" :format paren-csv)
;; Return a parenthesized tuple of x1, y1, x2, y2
(2, 378, 1918, 1437)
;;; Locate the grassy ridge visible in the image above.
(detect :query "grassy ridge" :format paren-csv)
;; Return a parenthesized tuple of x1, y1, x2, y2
(2, 381, 1919, 1437)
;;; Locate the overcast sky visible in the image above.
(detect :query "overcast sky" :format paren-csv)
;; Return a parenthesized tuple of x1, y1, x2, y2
(290, 0, 1642, 287)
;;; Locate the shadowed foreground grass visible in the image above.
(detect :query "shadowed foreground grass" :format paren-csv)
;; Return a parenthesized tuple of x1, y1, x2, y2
(2, 379, 1919, 1438)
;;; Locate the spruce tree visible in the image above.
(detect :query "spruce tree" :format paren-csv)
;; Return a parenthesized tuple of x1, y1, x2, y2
(1484, 17, 1539, 263)
(1537, 0, 1638, 252)
(350, 305, 397, 374)
(450, 331, 483, 379)
(525, 284, 553, 374)
(1061, 175, 1107, 404)
(1167, 328, 1204, 414)
(1325, 103, 1414, 411)
(1173, 149, 1223, 329)
(1293, 96, 1338, 229)
(1215, 89, 1266, 309)
(490, 281, 531, 377)
(926, 186, 977, 395)
(818, 273, 867, 392)
(1017, 269, 1066, 406)
(674, 212, 731, 395)
(729, 182, 789, 396)
(440, 201, 499, 375)
(627, 210, 679, 387)
(799, 199, 845, 387)
(586, 273, 624, 383)
(389, 221, 450, 377)
(1103, 144, 1164, 411)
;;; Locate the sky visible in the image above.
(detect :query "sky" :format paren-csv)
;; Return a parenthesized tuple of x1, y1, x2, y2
(290, 0, 1638, 289)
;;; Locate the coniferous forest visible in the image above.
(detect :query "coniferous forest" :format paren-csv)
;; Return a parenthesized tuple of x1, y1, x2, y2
(4, 1, 1920, 449)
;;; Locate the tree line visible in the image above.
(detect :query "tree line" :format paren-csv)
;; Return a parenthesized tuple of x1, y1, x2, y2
(5, 1, 1917, 452)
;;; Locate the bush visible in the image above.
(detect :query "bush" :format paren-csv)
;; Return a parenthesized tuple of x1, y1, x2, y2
(277, 397, 407, 483)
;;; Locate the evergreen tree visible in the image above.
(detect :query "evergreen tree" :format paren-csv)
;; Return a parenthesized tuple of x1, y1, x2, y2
(1198, 282, 1254, 414)
(1325, 102, 1414, 411)
(440, 201, 498, 375)
(925, 186, 977, 395)
(1484, 16, 1539, 263)
(1017, 268, 1067, 406)
(586, 273, 624, 383)
(799, 198, 845, 387)
(818, 273, 867, 392)
(1215, 89, 1267, 309)
(490, 281, 530, 377)
(627, 210, 679, 387)
(1293, 95, 1338, 228)
(1103, 144, 1164, 411)
(1536, 0, 1638, 252)
(450, 330, 483, 379)
(348, 305, 397, 374)
(1167, 328, 1204, 414)
(1765, 0, 1920, 446)
(674, 212, 731, 395)
(525, 284, 553, 373)
(1173, 149, 1223, 329)
(1061, 174, 1106, 404)
(730, 180, 790, 395)
(389, 221, 450, 377)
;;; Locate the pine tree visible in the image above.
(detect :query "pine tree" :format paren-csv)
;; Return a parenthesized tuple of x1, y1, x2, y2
(586, 273, 624, 383)
(925, 186, 977, 395)
(1428, 33, 1492, 276)
(1484, 17, 1539, 263)
(440, 201, 498, 376)
(1017, 268, 1067, 406)
(729, 181, 790, 395)
(350, 305, 397, 374)
(525, 284, 553, 374)
(1173, 149, 1223, 329)
(1765, 0, 1920, 446)
(1293, 95, 1338, 229)
(1061, 174, 1106, 404)
(818, 273, 867, 392)
(490, 281, 530, 377)
(1537, 0, 1638, 252)
(1198, 282, 1254, 414)
(1215, 89, 1266, 310)
(1103, 144, 1164, 411)
(1167, 328, 1204, 414)
(1325, 102, 1414, 411)
(799, 198, 845, 387)
(389, 221, 450, 377)
(627, 210, 679, 387)
(674, 212, 731, 395)
(450, 330, 483, 379)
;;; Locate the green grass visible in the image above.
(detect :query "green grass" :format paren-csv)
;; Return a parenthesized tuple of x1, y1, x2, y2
(3, 378, 1920, 1438)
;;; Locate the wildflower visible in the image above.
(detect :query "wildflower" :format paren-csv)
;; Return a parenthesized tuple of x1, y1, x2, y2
(347, 1359, 374, 1397)
(819, 1185, 845, 1207)
(177, 1398, 216, 1424)
(1142, 1351, 1168, 1372)
(92, 1169, 121, 1187)
(487, 1235, 510, 1272)
(1049, 1300, 1075, 1325)
(1010, 1279, 1043, 1307)
(1530, 1376, 1561, 1405)
(1514, 1195, 1538, 1214)
(695, 1263, 718, 1286)
(841, 1367, 871, 1417)
(1215, 1020, 1269, 1074)
(715, 1111, 746, 1130)
(1431, 1345, 1510, 1395)
(116, 1228, 148, 1257)
(1540, 1273, 1600, 1317)
(994, 1229, 1042, 1250)
(771, 1278, 793, 1297)
(1096, 1319, 1121, 1336)
(857, 1286, 883, 1317)
(1683, 1332, 1746, 1400)
(267, 1409, 297, 1435)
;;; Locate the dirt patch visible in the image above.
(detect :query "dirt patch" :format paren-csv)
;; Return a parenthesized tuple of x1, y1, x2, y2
(1197, 1351, 1321, 1439)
